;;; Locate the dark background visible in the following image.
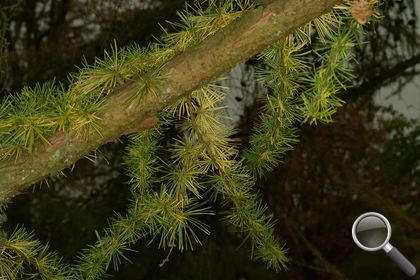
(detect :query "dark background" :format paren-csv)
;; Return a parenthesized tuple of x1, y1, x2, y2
(1, 0, 419, 279)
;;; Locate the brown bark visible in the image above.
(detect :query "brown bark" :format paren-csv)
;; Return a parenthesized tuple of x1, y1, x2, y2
(0, 0, 340, 203)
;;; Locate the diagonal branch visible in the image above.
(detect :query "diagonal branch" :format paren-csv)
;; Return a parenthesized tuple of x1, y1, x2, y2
(349, 53, 420, 100)
(0, 0, 340, 203)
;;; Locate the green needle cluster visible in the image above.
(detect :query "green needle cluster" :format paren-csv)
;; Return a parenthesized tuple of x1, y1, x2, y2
(0, 227, 67, 279)
(244, 8, 361, 177)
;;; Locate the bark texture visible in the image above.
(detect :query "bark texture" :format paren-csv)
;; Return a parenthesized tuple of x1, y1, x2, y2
(0, 0, 340, 203)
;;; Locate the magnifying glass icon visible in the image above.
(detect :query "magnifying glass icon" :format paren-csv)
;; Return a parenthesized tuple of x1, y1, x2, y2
(352, 212, 417, 277)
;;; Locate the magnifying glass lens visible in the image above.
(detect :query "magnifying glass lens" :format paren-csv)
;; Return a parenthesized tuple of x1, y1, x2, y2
(355, 216, 388, 248)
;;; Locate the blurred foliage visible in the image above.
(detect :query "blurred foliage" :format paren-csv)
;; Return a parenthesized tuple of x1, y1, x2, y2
(260, 100, 420, 279)
(374, 106, 420, 185)
(0, 0, 192, 95)
(352, 0, 420, 99)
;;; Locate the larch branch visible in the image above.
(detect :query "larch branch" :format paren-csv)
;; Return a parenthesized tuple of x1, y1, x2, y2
(0, 0, 340, 203)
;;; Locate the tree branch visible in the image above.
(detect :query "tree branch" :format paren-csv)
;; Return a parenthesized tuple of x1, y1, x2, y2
(0, 0, 340, 203)
(348, 53, 420, 101)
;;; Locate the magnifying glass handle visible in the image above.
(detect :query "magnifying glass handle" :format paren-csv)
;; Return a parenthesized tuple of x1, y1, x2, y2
(385, 245, 416, 277)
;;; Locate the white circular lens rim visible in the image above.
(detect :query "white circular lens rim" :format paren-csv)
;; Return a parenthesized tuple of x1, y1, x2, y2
(352, 212, 391, 251)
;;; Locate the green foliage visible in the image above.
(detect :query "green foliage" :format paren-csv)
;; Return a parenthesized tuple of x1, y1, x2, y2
(301, 24, 357, 124)
(70, 190, 212, 280)
(71, 125, 212, 279)
(0, 0, 253, 161)
(173, 85, 288, 270)
(0, 0, 382, 278)
(0, 227, 67, 279)
(163, 0, 251, 52)
(244, 8, 361, 177)
(124, 127, 162, 192)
